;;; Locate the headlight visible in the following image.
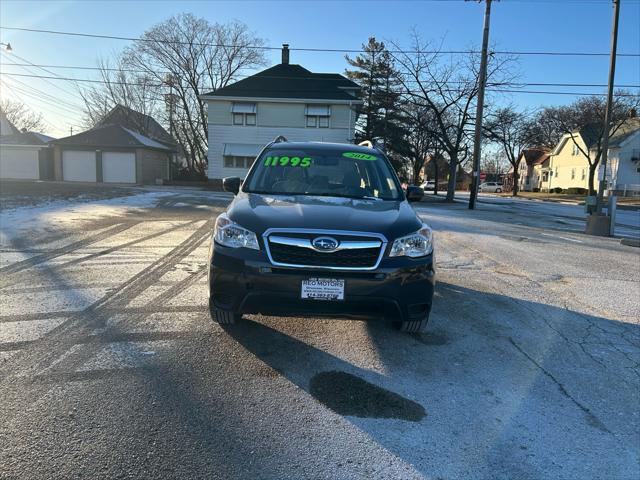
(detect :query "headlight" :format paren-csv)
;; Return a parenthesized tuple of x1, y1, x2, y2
(389, 224, 433, 258)
(214, 213, 259, 250)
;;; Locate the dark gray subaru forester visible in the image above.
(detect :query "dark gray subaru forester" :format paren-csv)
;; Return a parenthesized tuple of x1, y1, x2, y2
(208, 139, 435, 333)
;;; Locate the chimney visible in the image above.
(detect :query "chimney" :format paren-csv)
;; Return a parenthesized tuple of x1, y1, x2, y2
(281, 44, 290, 65)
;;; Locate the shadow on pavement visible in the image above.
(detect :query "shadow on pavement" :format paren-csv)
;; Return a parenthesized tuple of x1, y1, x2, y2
(222, 281, 639, 479)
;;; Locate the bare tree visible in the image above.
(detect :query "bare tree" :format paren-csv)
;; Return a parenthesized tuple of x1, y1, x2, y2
(392, 33, 516, 201)
(0, 99, 46, 133)
(124, 15, 266, 176)
(80, 55, 163, 129)
(401, 101, 439, 185)
(524, 109, 563, 149)
(483, 106, 533, 196)
(544, 92, 639, 194)
(81, 14, 266, 176)
(80, 56, 162, 131)
(481, 148, 510, 174)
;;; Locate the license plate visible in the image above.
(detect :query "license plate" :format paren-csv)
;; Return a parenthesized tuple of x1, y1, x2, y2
(301, 278, 345, 301)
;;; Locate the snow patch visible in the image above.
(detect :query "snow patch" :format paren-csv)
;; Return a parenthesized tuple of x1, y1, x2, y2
(0, 191, 173, 245)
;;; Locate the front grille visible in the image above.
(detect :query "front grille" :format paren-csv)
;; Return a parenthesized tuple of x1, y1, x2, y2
(269, 243, 380, 268)
(264, 230, 385, 270)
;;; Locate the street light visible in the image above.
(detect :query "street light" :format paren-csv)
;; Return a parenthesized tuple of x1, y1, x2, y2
(0, 42, 12, 52)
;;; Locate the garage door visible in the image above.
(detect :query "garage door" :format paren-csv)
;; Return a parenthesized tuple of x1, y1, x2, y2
(102, 152, 136, 183)
(0, 147, 40, 179)
(62, 150, 96, 182)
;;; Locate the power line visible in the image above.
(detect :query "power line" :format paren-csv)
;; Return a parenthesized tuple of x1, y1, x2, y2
(2, 61, 640, 89)
(1, 71, 164, 87)
(1, 25, 639, 57)
(4, 76, 84, 112)
(2, 71, 638, 97)
(0, 79, 79, 132)
(0, 50, 80, 98)
(1, 61, 159, 75)
(2, 79, 84, 120)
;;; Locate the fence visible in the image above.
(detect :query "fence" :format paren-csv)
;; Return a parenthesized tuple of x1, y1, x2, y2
(614, 184, 640, 197)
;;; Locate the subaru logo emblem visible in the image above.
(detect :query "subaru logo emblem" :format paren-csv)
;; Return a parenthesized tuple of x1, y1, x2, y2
(312, 236, 339, 252)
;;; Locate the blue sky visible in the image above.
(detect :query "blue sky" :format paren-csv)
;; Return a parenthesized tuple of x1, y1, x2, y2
(1, 0, 639, 137)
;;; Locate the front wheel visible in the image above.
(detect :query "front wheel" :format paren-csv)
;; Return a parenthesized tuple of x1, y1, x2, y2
(399, 316, 429, 333)
(496, 188, 502, 193)
(209, 300, 241, 325)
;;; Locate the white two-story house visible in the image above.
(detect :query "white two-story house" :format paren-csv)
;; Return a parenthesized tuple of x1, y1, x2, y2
(201, 45, 362, 180)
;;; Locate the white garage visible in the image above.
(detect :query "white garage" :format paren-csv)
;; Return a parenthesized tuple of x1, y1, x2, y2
(102, 151, 136, 183)
(0, 146, 40, 179)
(52, 123, 172, 184)
(62, 150, 96, 182)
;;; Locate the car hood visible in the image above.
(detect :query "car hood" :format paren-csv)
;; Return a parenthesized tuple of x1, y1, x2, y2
(226, 193, 422, 240)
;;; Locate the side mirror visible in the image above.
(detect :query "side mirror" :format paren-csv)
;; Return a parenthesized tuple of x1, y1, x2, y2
(223, 176, 241, 195)
(406, 186, 424, 203)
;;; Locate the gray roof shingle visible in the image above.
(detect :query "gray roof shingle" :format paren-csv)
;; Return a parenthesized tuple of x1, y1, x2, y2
(98, 105, 176, 146)
(203, 64, 360, 101)
(51, 124, 173, 151)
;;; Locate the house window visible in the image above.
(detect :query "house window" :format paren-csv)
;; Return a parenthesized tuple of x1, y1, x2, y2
(305, 105, 330, 128)
(223, 156, 254, 169)
(555, 167, 558, 178)
(542, 172, 549, 182)
(571, 168, 576, 180)
(231, 103, 257, 126)
(581, 168, 586, 180)
(571, 144, 580, 156)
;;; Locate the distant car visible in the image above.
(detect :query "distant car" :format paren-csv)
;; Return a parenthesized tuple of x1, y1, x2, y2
(479, 182, 503, 193)
(420, 180, 436, 191)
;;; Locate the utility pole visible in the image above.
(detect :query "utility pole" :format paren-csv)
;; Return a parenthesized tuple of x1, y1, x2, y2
(70, 126, 73, 136)
(164, 74, 177, 180)
(595, 0, 620, 215)
(468, 0, 493, 210)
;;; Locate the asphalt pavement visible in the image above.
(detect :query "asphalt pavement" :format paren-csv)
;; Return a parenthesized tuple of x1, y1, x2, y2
(1, 184, 638, 479)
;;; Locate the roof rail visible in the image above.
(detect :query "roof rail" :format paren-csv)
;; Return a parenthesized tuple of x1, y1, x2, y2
(273, 135, 288, 143)
(358, 140, 374, 149)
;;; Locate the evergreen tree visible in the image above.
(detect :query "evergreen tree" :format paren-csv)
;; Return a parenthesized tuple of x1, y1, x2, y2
(345, 37, 408, 164)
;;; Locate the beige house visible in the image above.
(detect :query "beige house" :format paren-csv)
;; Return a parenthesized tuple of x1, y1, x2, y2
(547, 128, 596, 192)
(201, 45, 361, 180)
(547, 118, 640, 193)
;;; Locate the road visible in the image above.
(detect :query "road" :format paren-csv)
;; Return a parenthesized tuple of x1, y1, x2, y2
(1, 184, 638, 479)
(456, 191, 640, 239)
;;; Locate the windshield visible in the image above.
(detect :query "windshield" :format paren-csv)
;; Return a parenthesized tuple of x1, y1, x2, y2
(243, 147, 402, 200)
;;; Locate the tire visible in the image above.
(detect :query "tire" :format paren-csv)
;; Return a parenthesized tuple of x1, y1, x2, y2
(399, 316, 429, 333)
(496, 188, 502, 193)
(209, 301, 240, 325)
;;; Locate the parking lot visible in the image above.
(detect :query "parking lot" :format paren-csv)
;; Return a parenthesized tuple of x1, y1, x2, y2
(1, 182, 639, 479)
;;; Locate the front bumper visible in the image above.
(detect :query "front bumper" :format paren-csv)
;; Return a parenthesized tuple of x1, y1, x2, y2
(208, 241, 436, 323)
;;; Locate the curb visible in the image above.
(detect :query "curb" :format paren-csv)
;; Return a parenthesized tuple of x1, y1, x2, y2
(620, 238, 640, 248)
